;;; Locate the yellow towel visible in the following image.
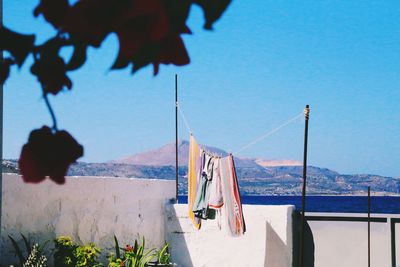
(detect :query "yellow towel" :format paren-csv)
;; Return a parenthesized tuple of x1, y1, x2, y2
(188, 135, 201, 229)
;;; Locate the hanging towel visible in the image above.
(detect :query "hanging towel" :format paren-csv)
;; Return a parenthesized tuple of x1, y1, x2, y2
(220, 154, 246, 236)
(193, 150, 214, 219)
(188, 135, 201, 229)
(208, 158, 224, 209)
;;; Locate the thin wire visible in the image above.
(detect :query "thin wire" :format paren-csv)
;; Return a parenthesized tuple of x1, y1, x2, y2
(233, 112, 303, 155)
(177, 101, 192, 135)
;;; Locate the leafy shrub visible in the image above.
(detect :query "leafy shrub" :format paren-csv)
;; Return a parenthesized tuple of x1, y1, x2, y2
(108, 236, 155, 267)
(9, 234, 48, 267)
(54, 236, 102, 267)
(54, 236, 76, 267)
(155, 243, 171, 265)
(75, 243, 102, 267)
(23, 243, 47, 267)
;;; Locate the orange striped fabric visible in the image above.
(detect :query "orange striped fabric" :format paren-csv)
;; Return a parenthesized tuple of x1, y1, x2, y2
(188, 135, 201, 229)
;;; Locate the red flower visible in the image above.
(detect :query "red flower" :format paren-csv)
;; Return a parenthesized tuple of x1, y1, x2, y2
(125, 245, 133, 252)
(19, 126, 84, 184)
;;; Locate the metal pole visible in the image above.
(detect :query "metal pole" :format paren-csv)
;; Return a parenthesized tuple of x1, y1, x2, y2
(175, 74, 179, 201)
(391, 218, 396, 267)
(300, 104, 310, 267)
(0, 3, 4, 239)
(368, 186, 371, 267)
(0, 64, 3, 242)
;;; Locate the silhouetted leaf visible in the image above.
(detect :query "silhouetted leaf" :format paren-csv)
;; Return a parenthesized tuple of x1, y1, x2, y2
(153, 34, 190, 75)
(66, 42, 87, 71)
(19, 127, 83, 184)
(38, 36, 69, 57)
(130, 44, 161, 74)
(34, 0, 70, 29)
(0, 27, 35, 67)
(193, 0, 232, 30)
(0, 58, 15, 84)
(30, 54, 72, 95)
(62, 0, 127, 48)
(164, 0, 192, 33)
(111, 53, 130, 70)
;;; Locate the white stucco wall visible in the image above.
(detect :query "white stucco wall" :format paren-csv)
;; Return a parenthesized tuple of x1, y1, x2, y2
(307, 212, 400, 267)
(165, 204, 294, 267)
(1, 173, 175, 265)
(3, 173, 399, 267)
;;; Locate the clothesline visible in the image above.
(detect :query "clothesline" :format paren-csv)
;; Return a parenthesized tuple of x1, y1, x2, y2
(177, 101, 193, 135)
(233, 112, 303, 155)
(176, 101, 304, 156)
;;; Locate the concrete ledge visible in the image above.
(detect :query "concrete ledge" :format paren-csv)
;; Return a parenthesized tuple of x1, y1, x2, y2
(165, 204, 295, 267)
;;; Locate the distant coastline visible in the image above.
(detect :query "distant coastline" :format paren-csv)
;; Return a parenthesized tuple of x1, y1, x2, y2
(3, 159, 400, 196)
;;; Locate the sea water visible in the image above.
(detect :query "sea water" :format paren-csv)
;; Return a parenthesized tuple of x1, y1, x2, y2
(178, 195, 400, 214)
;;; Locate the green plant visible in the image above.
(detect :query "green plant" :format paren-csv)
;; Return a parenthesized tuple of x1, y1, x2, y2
(75, 243, 102, 267)
(156, 243, 171, 265)
(8, 234, 48, 267)
(23, 243, 48, 267)
(54, 236, 77, 267)
(108, 236, 155, 267)
(54, 236, 102, 267)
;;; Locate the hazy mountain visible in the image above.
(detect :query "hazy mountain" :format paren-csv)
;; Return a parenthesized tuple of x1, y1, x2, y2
(112, 140, 294, 168)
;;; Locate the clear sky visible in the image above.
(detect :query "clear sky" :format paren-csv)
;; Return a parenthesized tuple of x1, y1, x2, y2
(3, 1, 400, 177)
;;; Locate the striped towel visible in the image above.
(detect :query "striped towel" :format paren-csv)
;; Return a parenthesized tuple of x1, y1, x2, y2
(220, 154, 246, 236)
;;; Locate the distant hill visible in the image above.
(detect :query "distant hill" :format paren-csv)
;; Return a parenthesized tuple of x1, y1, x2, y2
(2, 160, 18, 174)
(3, 141, 400, 196)
(112, 140, 300, 168)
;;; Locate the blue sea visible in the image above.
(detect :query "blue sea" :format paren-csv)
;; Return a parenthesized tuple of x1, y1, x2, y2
(178, 195, 400, 214)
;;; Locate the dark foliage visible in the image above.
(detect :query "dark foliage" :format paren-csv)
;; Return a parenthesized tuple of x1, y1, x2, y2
(19, 126, 84, 184)
(1, 0, 231, 184)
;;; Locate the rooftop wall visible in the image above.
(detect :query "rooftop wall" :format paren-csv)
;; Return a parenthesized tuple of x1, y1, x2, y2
(1, 174, 296, 267)
(0, 174, 175, 265)
(165, 204, 295, 267)
(3, 173, 399, 266)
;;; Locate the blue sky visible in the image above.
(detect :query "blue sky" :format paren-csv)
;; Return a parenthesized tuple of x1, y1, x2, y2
(3, 1, 400, 177)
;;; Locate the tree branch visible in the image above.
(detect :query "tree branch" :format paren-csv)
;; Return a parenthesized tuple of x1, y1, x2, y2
(43, 93, 58, 131)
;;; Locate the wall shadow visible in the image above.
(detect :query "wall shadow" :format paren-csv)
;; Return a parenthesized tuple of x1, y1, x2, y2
(292, 211, 315, 267)
(164, 202, 194, 267)
(265, 221, 291, 267)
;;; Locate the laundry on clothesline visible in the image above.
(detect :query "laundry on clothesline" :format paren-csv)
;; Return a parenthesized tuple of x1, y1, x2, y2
(188, 135, 246, 237)
(188, 135, 201, 229)
(180, 101, 304, 236)
(219, 154, 246, 236)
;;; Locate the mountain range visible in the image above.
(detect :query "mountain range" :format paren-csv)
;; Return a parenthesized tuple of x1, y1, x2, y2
(3, 140, 400, 196)
(112, 140, 302, 168)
